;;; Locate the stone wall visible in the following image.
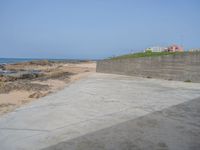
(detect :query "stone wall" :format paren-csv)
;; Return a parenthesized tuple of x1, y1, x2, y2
(97, 53, 200, 82)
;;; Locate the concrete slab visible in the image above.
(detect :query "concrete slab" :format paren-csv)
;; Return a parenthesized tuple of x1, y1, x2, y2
(43, 97, 200, 150)
(0, 73, 200, 150)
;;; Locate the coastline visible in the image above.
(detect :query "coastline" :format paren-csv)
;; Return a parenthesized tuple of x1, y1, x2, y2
(0, 60, 96, 116)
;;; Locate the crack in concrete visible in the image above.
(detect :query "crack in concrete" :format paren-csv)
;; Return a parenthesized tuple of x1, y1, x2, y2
(0, 128, 50, 132)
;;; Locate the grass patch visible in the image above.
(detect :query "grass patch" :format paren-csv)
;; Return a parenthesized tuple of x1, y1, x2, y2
(0, 81, 4, 87)
(146, 76, 152, 79)
(184, 79, 192, 83)
(109, 51, 187, 60)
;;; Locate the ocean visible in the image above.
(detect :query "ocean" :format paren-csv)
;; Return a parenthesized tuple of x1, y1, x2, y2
(0, 58, 89, 64)
(0, 58, 43, 64)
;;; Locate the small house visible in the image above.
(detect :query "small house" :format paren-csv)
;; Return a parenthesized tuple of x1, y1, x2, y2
(167, 45, 183, 52)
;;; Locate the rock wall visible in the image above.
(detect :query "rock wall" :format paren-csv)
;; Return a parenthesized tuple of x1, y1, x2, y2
(97, 53, 200, 82)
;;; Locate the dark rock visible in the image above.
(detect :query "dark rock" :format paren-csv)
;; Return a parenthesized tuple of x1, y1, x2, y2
(0, 64, 5, 70)
(29, 91, 44, 98)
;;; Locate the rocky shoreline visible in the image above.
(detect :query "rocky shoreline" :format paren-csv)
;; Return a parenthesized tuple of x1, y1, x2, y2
(0, 60, 96, 115)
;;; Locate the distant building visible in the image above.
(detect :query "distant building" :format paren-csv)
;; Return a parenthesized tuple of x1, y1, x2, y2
(167, 44, 184, 52)
(145, 46, 166, 52)
(144, 44, 184, 53)
(189, 48, 200, 52)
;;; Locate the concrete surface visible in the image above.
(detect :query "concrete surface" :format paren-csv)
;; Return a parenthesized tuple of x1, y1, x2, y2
(0, 73, 200, 150)
(97, 52, 200, 82)
(43, 97, 200, 150)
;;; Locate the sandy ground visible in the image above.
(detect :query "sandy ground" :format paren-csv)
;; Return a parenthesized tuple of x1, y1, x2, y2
(0, 61, 96, 116)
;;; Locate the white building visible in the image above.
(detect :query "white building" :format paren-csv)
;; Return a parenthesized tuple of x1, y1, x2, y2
(145, 46, 167, 52)
(189, 48, 200, 52)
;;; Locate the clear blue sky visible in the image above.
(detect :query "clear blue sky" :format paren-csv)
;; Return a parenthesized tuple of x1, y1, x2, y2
(0, 0, 199, 59)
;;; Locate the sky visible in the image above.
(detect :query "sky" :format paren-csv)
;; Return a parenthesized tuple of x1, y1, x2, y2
(0, 0, 200, 59)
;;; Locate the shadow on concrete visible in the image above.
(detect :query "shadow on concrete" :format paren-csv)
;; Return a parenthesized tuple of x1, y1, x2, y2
(42, 97, 200, 150)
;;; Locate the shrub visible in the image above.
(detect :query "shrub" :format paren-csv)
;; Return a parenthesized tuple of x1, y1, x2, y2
(184, 79, 192, 83)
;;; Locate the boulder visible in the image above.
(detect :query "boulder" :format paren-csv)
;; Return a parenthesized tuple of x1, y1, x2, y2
(29, 91, 45, 98)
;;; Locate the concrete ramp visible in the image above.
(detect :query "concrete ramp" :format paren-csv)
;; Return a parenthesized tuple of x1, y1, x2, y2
(0, 73, 200, 150)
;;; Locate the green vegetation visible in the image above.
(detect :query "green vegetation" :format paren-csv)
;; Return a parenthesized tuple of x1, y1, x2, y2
(184, 79, 192, 83)
(146, 76, 152, 79)
(0, 81, 4, 87)
(109, 51, 185, 60)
